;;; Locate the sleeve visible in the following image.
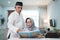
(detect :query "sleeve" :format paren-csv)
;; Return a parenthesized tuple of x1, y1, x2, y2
(35, 27, 41, 35)
(7, 13, 18, 33)
(20, 14, 26, 30)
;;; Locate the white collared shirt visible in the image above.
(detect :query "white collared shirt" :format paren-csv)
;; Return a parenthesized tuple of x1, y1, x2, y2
(7, 11, 25, 38)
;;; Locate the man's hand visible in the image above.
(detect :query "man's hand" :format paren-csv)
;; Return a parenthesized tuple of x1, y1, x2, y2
(16, 29, 22, 33)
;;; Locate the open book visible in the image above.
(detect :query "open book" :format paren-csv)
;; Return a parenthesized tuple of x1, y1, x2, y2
(18, 29, 40, 38)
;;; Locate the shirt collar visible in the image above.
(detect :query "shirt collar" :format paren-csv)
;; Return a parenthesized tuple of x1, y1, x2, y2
(14, 10, 20, 16)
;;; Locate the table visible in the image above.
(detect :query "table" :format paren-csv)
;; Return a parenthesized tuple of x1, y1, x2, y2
(8, 38, 60, 40)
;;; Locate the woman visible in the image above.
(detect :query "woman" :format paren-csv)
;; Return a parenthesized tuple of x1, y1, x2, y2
(24, 18, 43, 38)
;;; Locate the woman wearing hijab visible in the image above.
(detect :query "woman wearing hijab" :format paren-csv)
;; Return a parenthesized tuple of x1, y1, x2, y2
(24, 17, 43, 38)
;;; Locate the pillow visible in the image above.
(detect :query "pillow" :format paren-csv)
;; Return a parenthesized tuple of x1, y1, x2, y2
(18, 29, 40, 38)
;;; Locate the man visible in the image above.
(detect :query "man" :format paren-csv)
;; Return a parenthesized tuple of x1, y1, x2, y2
(7, 2, 25, 39)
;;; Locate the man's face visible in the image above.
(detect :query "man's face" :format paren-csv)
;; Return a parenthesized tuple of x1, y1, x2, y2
(15, 5, 22, 13)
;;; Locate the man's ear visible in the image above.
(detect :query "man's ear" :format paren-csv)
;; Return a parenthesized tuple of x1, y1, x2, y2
(15, 6, 16, 8)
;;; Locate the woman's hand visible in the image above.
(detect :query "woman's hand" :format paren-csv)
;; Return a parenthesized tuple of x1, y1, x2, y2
(38, 34, 43, 38)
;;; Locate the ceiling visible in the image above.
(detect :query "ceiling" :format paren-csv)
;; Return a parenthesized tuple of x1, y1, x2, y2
(0, 0, 52, 7)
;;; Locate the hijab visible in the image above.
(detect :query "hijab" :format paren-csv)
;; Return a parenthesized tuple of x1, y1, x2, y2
(25, 18, 37, 31)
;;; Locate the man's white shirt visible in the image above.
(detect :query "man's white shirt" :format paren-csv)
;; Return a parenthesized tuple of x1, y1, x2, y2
(7, 11, 25, 38)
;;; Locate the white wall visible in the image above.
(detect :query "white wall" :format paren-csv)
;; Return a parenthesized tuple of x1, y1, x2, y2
(0, 6, 2, 14)
(0, 7, 15, 29)
(47, 0, 60, 29)
(0, 6, 2, 26)
(0, 6, 5, 29)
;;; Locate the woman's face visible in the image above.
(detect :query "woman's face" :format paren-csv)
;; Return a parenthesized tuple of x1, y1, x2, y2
(26, 19, 32, 28)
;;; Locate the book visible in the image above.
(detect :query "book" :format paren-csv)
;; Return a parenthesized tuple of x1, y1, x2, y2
(18, 29, 40, 38)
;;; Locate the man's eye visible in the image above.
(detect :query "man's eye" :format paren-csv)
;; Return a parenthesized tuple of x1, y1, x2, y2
(18, 7, 20, 8)
(18, 7, 22, 9)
